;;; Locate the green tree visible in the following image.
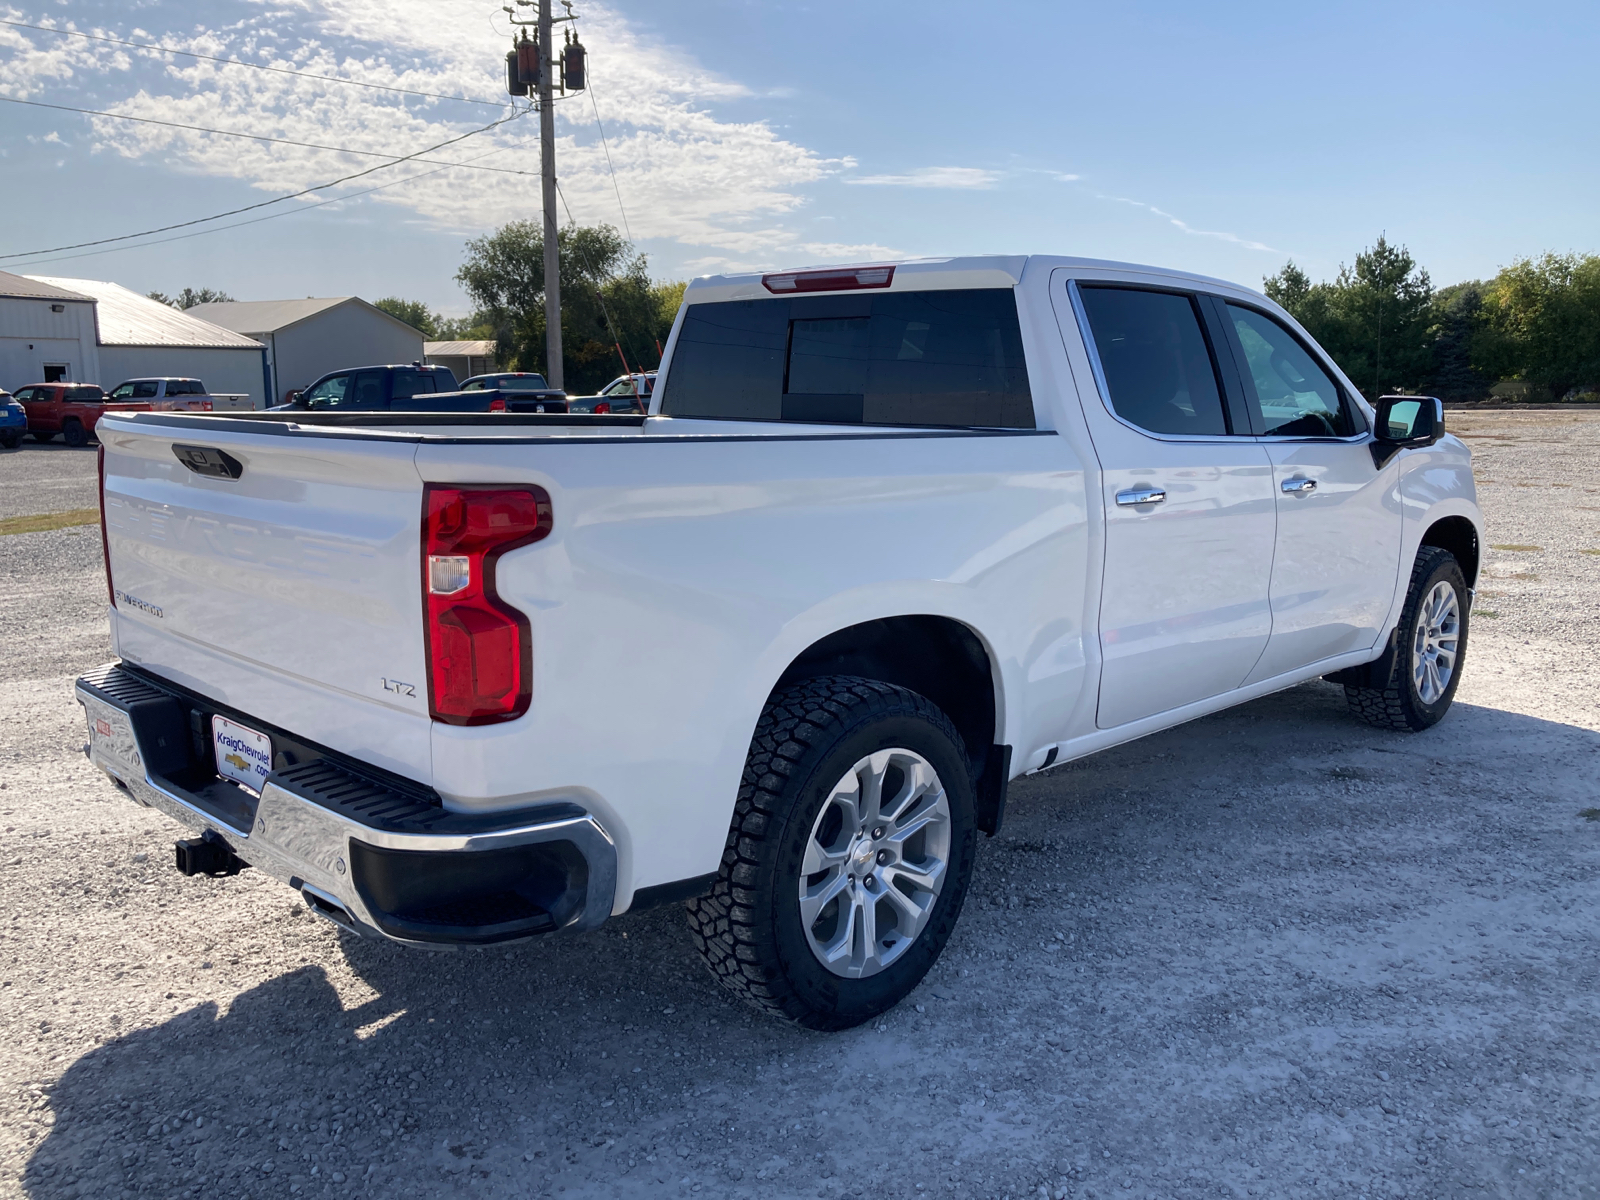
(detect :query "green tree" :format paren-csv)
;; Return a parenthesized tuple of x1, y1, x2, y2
(1423, 282, 1492, 402)
(456, 221, 682, 394)
(148, 286, 233, 310)
(1477, 253, 1600, 399)
(373, 296, 441, 338)
(1264, 236, 1434, 398)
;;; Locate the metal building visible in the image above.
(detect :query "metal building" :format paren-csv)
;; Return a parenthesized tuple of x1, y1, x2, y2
(187, 298, 426, 405)
(424, 339, 497, 381)
(0, 271, 100, 391)
(26, 276, 268, 406)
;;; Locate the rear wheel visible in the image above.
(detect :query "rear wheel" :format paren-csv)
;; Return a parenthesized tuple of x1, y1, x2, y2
(31, 430, 55, 443)
(686, 676, 977, 1030)
(62, 419, 89, 448)
(0, 430, 19, 450)
(1345, 546, 1468, 731)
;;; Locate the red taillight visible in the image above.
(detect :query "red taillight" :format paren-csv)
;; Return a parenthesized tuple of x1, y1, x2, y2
(594, 401, 611, 415)
(762, 264, 895, 294)
(422, 485, 551, 725)
(489, 396, 506, 412)
(199, 398, 213, 412)
(98, 443, 115, 607)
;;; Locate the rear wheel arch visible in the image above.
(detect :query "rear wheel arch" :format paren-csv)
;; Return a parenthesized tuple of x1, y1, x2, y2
(775, 615, 1001, 769)
(773, 615, 1010, 834)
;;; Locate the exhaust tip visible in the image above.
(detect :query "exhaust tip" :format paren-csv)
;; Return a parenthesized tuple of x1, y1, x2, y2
(299, 883, 357, 930)
(174, 836, 245, 877)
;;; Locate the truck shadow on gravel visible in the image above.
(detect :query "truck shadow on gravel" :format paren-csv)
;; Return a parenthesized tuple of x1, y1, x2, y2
(22, 681, 1600, 1199)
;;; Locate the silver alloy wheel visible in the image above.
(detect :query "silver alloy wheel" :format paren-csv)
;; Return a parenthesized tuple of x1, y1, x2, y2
(1411, 580, 1461, 704)
(798, 748, 952, 979)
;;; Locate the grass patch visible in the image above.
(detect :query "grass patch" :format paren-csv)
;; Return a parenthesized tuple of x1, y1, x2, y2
(1474, 610, 1500, 618)
(0, 508, 101, 537)
(1581, 809, 1600, 823)
(1490, 544, 1543, 552)
(1476, 590, 1506, 599)
(1582, 549, 1600, 556)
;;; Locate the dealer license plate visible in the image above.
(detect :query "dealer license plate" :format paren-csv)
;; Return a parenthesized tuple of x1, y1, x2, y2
(212, 714, 272, 792)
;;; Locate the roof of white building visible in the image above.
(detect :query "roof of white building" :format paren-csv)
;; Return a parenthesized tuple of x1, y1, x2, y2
(0, 271, 92, 302)
(188, 296, 422, 338)
(425, 340, 496, 356)
(24, 276, 264, 349)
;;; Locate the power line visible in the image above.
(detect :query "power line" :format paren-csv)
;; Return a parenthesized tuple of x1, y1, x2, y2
(555, 180, 651, 380)
(0, 105, 531, 261)
(0, 96, 541, 177)
(586, 70, 631, 242)
(0, 18, 507, 108)
(7, 147, 511, 268)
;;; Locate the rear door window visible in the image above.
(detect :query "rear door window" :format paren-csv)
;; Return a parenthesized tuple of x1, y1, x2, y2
(660, 288, 1034, 428)
(1225, 304, 1356, 437)
(348, 371, 388, 409)
(1076, 286, 1230, 437)
(69, 386, 104, 402)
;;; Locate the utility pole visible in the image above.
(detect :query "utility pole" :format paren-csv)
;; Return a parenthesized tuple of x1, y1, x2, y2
(537, 0, 561, 390)
(503, 1, 585, 391)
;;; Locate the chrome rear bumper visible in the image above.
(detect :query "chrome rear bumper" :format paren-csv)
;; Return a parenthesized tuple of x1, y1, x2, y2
(76, 663, 616, 947)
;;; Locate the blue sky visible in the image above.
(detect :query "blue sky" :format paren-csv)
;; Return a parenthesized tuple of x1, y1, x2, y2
(1, 0, 1595, 316)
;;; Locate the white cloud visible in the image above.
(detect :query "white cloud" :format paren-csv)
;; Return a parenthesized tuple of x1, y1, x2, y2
(845, 166, 1000, 189)
(1104, 194, 1277, 253)
(0, 1, 864, 268)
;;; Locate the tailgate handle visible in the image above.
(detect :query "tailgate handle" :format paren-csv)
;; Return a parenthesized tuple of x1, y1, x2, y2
(172, 444, 243, 480)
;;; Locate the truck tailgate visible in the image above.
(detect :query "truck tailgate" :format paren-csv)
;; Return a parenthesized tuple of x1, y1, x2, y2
(98, 416, 433, 779)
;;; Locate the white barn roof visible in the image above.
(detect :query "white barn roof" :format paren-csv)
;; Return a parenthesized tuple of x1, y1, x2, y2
(188, 297, 422, 339)
(24, 276, 263, 349)
(0, 271, 92, 302)
(425, 340, 496, 357)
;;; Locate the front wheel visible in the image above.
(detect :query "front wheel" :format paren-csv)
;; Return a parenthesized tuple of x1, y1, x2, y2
(687, 677, 977, 1030)
(1345, 546, 1469, 731)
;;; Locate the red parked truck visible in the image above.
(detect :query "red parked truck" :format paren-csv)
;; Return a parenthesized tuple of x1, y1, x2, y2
(13, 383, 152, 446)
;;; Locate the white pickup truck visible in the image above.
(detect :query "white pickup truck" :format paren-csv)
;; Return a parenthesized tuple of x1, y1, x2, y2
(79, 255, 1481, 1030)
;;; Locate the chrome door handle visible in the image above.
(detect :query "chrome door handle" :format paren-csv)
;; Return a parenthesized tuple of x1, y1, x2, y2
(1115, 487, 1166, 506)
(1281, 477, 1317, 494)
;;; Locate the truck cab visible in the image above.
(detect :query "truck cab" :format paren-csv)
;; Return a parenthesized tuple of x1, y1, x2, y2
(279, 364, 459, 411)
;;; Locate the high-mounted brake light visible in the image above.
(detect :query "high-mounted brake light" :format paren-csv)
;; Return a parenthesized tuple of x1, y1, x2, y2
(98, 443, 115, 607)
(761, 265, 896, 294)
(422, 485, 551, 725)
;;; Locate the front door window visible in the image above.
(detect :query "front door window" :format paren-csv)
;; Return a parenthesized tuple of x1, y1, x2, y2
(1225, 305, 1355, 437)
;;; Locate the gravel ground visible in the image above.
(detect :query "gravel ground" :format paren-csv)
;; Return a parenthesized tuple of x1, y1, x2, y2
(1, 411, 1598, 1200)
(0, 444, 99, 522)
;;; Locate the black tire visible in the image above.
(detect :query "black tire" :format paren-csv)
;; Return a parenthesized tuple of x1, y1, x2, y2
(686, 676, 977, 1030)
(31, 430, 55, 443)
(62, 419, 89, 448)
(0, 430, 20, 450)
(1345, 546, 1469, 731)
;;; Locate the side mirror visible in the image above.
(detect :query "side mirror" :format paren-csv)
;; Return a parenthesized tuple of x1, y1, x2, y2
(1371, 395, 1443, 467)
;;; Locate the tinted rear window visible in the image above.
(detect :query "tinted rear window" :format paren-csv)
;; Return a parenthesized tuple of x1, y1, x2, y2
(660, 288, 1034, 428)
(1077, 286, 1228, 437)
